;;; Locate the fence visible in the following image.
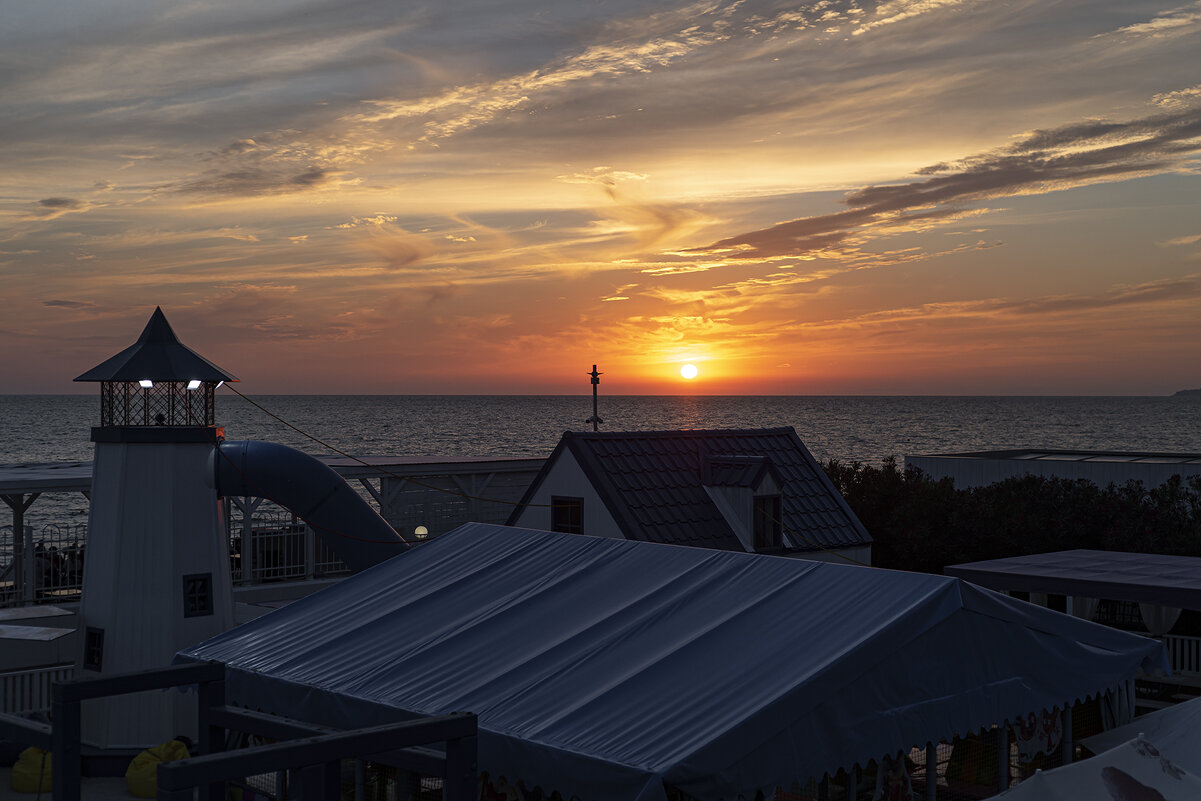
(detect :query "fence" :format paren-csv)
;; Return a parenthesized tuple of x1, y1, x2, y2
(1166, 634, 1201, 675)
(226, 507, 350, 584)
(0, 523, 87, 605)
(1, 505, 350, 608)
(0, 664, 75, 715)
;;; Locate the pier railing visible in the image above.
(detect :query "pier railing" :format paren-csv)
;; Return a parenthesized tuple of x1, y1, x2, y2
(226, 508, 349, 584)
(2, 456, 544, 608)
(3, 483, 528, 607)
(1, 510, 351, 608)
(0, 523, 87, 605)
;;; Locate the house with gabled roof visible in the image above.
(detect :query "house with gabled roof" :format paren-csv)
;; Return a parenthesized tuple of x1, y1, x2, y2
(506, 428, 872, 564)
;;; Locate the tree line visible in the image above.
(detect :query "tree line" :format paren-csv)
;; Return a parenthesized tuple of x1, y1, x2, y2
(821, 459, 1201, 574)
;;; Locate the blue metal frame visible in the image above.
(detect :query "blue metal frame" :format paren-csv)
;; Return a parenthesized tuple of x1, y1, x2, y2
(156, 713, 478, 801)
(0, 661, 477, 801)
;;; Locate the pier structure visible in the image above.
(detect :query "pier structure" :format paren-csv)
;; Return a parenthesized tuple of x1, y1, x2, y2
(0, 455, 543, 605)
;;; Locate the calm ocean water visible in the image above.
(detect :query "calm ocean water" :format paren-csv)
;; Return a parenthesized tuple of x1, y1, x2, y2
(3, 393, 1200, 524)
(5, 393, 1201, 465)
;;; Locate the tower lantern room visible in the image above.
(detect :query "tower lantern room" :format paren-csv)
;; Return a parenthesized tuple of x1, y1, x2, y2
(75, 306, 235, 432)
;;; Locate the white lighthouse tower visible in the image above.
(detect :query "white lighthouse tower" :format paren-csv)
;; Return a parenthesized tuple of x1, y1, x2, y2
(73, 307, 237, 748)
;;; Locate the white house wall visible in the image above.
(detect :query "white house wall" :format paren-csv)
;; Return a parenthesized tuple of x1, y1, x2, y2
(704, 485, 752, 550)
(512, 450, 622, 538)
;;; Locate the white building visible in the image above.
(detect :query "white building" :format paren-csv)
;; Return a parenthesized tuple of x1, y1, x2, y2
(508, 428, 872, 564)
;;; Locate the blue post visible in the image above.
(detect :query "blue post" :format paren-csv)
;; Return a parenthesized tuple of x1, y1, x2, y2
(197, 669, 227, 801)
(51, 687, 81, 801)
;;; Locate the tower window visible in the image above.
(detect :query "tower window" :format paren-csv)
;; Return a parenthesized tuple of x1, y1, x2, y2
(183, 573, 214, 617)
(551, 497, 584, 534)
(84, 627, 105, 671)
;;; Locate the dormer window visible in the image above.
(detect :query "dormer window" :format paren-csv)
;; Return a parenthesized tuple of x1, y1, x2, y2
(551, 497, 583, 534)
(753, 495, 782, 551)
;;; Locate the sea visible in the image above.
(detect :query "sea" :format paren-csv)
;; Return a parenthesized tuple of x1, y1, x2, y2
(3, 393, 1201, 526)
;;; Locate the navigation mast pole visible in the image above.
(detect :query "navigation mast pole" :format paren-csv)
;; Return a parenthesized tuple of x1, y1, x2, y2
(587, 365, 603, 431)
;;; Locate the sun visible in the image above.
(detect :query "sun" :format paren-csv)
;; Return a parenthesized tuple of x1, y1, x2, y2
(680, 364, 698, 380)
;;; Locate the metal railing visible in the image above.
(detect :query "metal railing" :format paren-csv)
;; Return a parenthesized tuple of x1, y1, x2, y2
(0, 523, 87, 605)
(161, 709, 477, 801)
(227, 507, 350, 584)
(0, 662, 478, 801)
(2, 508, 351, 608)
(0, 661, 228, 801)
(1165, 634, 1201, 675)
(0, 664, 75, 715)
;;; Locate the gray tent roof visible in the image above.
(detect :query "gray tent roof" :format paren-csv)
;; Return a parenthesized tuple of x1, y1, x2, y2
(945, 550, 1201, 608)
(75, 307, 237, 383)
(177, 524, 1166, 801)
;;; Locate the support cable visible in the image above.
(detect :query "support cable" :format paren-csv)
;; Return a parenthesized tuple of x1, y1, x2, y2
(221, 383, 557, 509)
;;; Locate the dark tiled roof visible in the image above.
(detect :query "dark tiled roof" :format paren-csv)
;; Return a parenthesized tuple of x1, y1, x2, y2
(513, 428, 871, 552)
(703, 455, 773, 488)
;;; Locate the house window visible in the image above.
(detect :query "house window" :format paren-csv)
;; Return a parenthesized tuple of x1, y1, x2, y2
(753, 495, 782, 551)
(84, 627, 104, 671)
(551, 497, 583, 534)
(183, 573, 214, 618)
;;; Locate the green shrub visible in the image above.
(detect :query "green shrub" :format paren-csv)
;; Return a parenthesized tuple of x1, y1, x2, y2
(822, 460, 1201, 573)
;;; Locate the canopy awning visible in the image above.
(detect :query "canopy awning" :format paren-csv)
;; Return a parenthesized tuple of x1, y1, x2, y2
(178, 525, 1166, 801)
(984, 735, 1201, 800)
(1081, 696, 1201, 775)
(946, 549, 1201, 608)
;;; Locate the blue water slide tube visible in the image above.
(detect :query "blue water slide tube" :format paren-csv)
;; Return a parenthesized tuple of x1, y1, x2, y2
(211, 440, 408, 572)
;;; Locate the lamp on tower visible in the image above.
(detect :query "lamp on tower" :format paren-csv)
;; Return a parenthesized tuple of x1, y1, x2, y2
(75, 306, 236, 433)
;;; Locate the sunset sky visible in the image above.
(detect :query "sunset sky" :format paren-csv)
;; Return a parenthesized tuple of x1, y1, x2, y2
(3, 0, 1200, 395)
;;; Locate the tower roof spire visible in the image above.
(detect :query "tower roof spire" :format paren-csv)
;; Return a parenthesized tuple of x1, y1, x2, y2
(75, 306, 237, 383)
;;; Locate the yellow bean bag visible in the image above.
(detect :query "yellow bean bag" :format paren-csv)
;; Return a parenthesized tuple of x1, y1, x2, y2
(125, 738, 191, 798)
(9, 747, 51, 793)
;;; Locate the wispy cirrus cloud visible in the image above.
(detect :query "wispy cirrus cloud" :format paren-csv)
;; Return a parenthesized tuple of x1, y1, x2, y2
(43, 299, 97, 309)
(1153, 84, 1201, 108)
(348, 33, 725, 139)
(853, 0, 968, 35)
(168, 165, 344, 197)
(687, 105, 1201, 262)
(1106, 1, 1201, 38)
(155, 129, 387, 198)
(336, 215, 399, 229)
(345, 0, 923, 147)
(23, 197, 97, 221)
(1161, 234, 1201, 247)
(888, 274, 1201, 324)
